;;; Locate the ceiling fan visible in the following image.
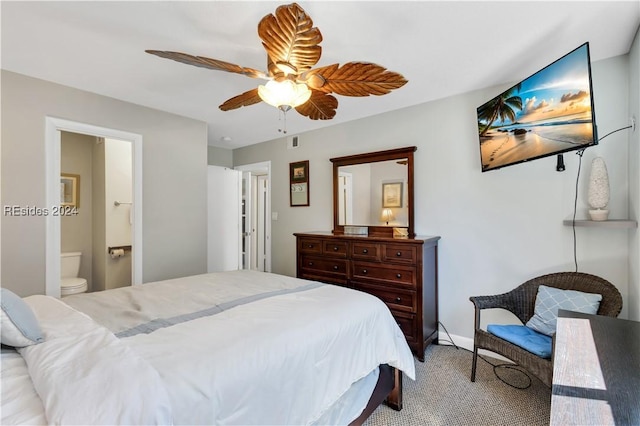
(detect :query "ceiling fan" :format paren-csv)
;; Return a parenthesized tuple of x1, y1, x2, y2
(146, 2, 408, 122)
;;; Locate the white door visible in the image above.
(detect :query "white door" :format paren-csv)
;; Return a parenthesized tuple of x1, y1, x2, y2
(207, 166, 242, 272)
(338, 171, 353, 225)
(241, 171, 253, 270)
(235, 161, 272, 272)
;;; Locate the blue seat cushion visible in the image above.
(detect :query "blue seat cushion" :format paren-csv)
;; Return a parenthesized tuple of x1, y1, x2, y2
(487, 324, 552, 359)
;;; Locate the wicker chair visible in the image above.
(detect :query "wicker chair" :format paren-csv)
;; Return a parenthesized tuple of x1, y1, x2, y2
(469, 272, 622, 387)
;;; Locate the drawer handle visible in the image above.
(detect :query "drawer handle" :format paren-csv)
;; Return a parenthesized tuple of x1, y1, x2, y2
(308, 262, 314, 266)
(333, 246, 339, 251)
(362, 269, 368, 274)
(308, 244, 314, 248)
(333, 265, 339, 270)
(362, 249, 368, 254)
(396, 252, 402, 257)
(395, 297, 402, 302)
(396, 273, 402, 279)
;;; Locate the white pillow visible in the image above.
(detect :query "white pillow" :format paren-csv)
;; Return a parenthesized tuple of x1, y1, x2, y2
(1, 288, 45, 347)
(526, 285, 602, 336)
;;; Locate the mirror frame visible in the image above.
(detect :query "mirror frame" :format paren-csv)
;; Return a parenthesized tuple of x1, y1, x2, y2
(330, 146, 416, 238)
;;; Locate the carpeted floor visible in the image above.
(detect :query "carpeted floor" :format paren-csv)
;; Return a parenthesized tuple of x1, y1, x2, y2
(364, 345, 551, 425)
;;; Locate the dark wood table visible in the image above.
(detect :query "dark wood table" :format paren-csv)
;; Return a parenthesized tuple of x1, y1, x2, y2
(551, 309, 640, 425)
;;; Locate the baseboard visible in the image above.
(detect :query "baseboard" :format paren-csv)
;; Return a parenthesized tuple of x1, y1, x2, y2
(438, 333, 510, 362)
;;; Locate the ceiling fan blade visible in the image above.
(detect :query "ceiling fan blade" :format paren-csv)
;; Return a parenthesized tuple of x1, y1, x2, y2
(219, 88, 263, 111)
(303, 62, 408, 96)
(295, 90, 337, 120)
(258, 3, 322, 76)
(146, 50, 267, 79)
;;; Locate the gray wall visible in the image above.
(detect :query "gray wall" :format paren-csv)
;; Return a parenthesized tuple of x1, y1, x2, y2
(234, 51, 639, 339)
(1, 70, 208, 296)
(208, 145, 233, 167)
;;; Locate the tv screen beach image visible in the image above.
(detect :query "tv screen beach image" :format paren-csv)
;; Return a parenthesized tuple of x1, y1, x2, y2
(477, 44, 596, 171)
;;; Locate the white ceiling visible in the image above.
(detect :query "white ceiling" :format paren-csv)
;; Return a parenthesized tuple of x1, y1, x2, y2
(2, 1, 639, 149)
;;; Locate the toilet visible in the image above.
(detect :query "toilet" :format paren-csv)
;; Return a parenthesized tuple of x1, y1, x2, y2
(60, 252, 88, 296)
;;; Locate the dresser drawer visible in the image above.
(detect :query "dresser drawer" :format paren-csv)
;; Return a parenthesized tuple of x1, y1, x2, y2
(382, 244, 418, 264)
(300, 255, 348, 276)
(352, 261, 416, 287)
(299, 238, 323, 255)
(392, 310, 417, 343)
(351, 242, 380, 261)
(299, 271, 348, 287)
(322, 240, 348, 258)
(354, 282, 416, 312)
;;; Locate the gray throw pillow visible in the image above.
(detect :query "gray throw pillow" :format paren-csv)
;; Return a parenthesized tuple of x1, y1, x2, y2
(1, 288, 45, 347)
(526, 285, 602, 336)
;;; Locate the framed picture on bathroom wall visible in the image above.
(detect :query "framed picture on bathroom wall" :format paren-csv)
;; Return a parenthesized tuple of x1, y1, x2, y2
(61, 173, 80, 208)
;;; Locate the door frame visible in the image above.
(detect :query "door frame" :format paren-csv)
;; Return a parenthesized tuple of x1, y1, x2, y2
(256, 174, 268, 271)
(338, 171, 353, 225)
(235, 161, 272, 272)
(45, 117, 143, 297)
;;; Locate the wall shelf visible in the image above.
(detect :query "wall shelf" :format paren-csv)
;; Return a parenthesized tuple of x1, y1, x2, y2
(563, 219, 638, 228)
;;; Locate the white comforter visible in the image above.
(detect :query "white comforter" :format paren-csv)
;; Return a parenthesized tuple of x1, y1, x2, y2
(11, 270, 415, 425)
(0, 349, 47, 425)
(18, 296, 173, 425)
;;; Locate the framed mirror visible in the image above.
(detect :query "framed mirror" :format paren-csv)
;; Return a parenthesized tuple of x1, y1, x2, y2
(331, 146, 416, 237)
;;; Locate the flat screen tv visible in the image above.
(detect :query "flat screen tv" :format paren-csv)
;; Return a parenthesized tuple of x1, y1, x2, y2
(477, 42, 598, 172)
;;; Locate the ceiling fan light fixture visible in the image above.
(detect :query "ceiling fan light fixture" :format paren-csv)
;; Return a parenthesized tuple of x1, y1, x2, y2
(258, 80, 312, 110)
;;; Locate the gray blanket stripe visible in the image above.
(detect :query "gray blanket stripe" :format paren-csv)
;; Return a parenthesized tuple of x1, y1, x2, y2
(116, 282, 325, 338)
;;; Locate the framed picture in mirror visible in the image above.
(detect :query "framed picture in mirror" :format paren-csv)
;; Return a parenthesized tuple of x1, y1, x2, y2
(382, 182, 403, 208)
(290, 160, 309, 207)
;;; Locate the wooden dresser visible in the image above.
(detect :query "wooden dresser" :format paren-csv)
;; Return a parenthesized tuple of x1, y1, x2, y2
(294, 231, 440, 361)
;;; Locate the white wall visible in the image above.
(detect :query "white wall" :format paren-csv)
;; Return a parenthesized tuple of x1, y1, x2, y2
(92, 140, 106, 292)
(1, 71, 209, 296)
(370, 161, 407, 226)
(234, 53, 636, 339)
(341, 164, 371, 224)
(628, 25, 640, 322)
(104, 138, 132, 290)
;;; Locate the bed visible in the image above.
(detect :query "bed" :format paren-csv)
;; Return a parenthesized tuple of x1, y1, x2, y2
(1, 270, 415, 425)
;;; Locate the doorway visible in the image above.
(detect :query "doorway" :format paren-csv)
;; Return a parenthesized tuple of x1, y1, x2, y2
(60, 132, 134, 293)
(45, 117, 142, 297)
(236, 161, 271, 272)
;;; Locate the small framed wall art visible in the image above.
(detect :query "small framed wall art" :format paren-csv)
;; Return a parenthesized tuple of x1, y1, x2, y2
(60, 173, 80, 208)
(290, 160, 309, 207)
(382, 182, 403, 208)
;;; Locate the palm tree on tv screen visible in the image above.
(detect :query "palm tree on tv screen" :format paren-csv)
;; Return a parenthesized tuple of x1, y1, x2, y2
(478, 84, 523, 136)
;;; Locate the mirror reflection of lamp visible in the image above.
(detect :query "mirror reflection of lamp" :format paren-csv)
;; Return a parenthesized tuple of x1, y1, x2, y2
(381, 208, 394, 225)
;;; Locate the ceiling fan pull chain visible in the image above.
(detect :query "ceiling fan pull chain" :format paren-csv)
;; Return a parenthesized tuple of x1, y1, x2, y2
(278, 107, 288, 134)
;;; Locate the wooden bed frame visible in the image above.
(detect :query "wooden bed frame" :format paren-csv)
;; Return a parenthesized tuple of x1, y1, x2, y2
(349, 365, 402, 425)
